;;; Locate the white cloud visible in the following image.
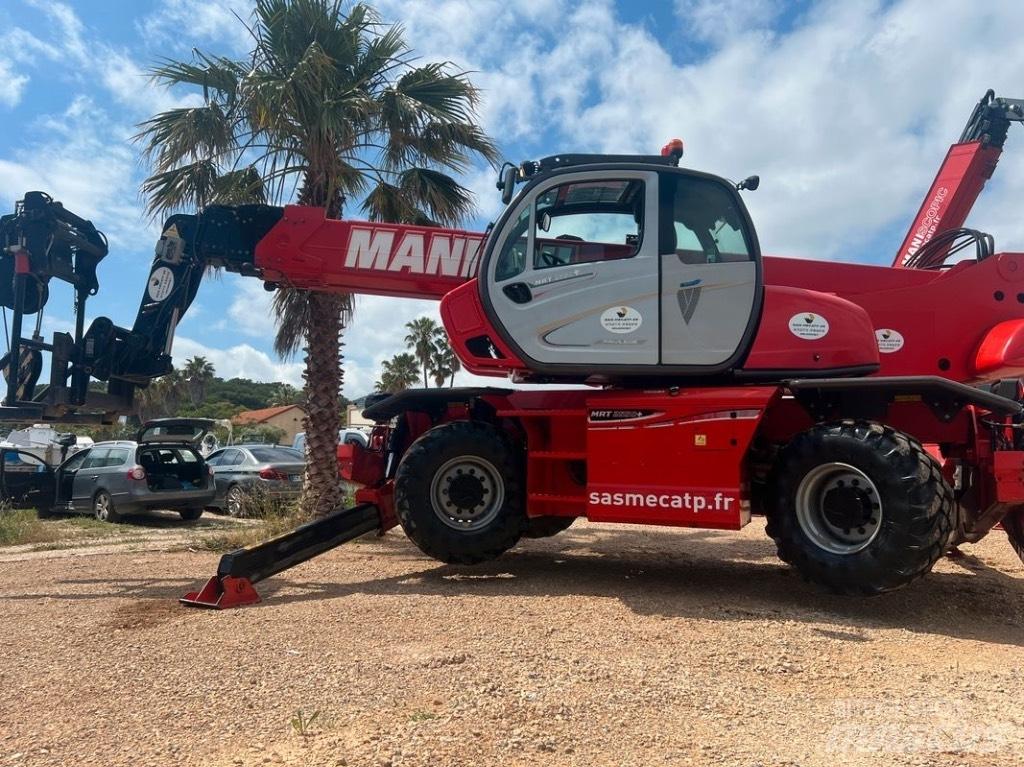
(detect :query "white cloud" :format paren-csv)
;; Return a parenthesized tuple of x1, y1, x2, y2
(0, 61, 28, 107)
(224, 277, 279, 338)
(173, 335, 305, 386)
(0, 96, 151, 249)
(138, 0, 255, 53)
(675, 0, 784, 42)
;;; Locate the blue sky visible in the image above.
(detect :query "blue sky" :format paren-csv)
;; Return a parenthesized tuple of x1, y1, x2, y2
(2, 0, 1024, 397)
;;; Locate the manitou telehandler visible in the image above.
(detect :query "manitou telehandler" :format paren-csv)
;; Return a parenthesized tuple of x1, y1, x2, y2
(3, 90, 1024, 607)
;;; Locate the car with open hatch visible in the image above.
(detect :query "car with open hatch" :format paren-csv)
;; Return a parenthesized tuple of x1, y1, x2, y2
(0, 418, 216, 522)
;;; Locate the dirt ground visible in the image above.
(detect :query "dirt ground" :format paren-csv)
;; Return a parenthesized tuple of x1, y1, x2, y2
(1, 517, 1022, 767)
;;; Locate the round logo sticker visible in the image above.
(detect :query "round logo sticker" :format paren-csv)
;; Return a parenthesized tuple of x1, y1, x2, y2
(147, 266, 175, 302)
(788, 312, 829, 340)
(600, 306, 643, 334)
(875, 328, 905, 353)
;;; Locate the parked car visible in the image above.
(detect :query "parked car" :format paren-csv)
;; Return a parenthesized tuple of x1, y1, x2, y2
(205, 444, 306, 516)
(291, 428, 368, 455)
(0, 418, 216, 523)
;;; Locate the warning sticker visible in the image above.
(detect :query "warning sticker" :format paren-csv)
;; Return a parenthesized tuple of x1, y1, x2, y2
(788, 312, 830, 340)
(875, 328, 905, 353)
(148, 266, 175, 302)
(600, 306, 643, 334)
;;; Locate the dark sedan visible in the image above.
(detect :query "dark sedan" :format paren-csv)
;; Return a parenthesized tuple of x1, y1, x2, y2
(205, 445, 305, 516)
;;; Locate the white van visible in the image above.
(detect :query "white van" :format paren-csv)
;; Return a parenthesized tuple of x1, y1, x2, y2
(291, 428, 369, 455)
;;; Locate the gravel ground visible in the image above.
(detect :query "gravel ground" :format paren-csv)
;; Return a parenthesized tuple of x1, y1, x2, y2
(1, 519, 1022, 767)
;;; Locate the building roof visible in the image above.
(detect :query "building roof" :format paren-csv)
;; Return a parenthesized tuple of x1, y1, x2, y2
(233, 404, 306, 425)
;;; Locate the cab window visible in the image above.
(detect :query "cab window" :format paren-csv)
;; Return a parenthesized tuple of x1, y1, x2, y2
(665, 176, 753, 264)
(533, 179, 644, 270)
(494, 208, 529, 281)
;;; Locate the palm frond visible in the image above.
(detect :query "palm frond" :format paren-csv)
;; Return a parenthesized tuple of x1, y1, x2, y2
(135, 104, 238, 173)
(398, 167, 474, 226)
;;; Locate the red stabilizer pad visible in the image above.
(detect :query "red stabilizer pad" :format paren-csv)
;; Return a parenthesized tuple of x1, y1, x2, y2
(179, 575, 261, 609)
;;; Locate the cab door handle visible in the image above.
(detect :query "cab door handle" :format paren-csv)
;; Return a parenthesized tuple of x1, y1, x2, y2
(503, 282, 532, 304)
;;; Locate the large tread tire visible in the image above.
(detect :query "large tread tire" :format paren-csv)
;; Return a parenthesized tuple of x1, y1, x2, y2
(1005, 509, 1024, 564)
(395, 421, 526, 564)
(523, 515, 576, 539)
(766, 420, 955, 595)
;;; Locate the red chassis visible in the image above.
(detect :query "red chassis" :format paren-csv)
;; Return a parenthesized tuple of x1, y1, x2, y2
(257, 223, 1024, 541)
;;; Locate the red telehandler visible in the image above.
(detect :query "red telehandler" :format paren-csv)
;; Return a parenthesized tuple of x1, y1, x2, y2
(3, 90, 1024, 607)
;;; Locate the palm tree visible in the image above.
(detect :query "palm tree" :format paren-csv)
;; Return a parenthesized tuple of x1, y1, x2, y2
(431, 331, 461, 386)
(375, 352, 420, 392)
(405, 317, 441, 388)
(268, 382, 303, 407)
(183, 356, 216, 404)
(135, 369, 187, 422)
(136, 1, 497, 516)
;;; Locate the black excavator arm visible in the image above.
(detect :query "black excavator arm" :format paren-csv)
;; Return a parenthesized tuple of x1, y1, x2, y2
(0, 193, 283, 424)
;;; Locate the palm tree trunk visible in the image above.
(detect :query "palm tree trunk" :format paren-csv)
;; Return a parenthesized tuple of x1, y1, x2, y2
(301, 290, 345, 516)
(296, 169, 347, 518)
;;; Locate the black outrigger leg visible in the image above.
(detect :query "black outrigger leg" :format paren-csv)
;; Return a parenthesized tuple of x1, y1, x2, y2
(180, 503, 382, 609)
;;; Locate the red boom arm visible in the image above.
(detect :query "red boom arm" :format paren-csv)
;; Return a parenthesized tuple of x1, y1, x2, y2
(255, 205, 481, 300)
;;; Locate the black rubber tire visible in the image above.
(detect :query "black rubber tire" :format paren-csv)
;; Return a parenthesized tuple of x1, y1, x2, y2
(395, 421, 526, 564)
(179, 507, 203, 521)
(1004, 509, 1024, 564)
(93, 490, 122, 523)
(35, 505, 55, 519)
(523, 515, 576, 539)
(765, 420, 955, 595)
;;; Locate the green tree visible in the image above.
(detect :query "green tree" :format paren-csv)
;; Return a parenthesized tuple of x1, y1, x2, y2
(404, 317, 441, 388)
(236, 423, 288, 445)
(375, 352, 420, 392)
(268, 382, 304, 407)
(137, 0, 496, 516)
(135, 369, 187, 422)
(429, 331, 461, 387)
(183, 356, 216, 405)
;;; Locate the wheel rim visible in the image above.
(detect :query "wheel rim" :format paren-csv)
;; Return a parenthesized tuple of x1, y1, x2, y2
(795, 462, 883, 555)
(429, 455, 505, 531)
(227, 488, 243, 516)
(94, 493, 110, 521)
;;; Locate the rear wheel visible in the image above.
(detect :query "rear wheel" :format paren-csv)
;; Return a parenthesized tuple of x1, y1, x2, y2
(93, 490, 121, 523)
(523, 515, 576, 539)
(766, 421, 955, 595)
(225, 485, 245, 517)
(395, 421, 526, 564)
(179, 508, 203, 521)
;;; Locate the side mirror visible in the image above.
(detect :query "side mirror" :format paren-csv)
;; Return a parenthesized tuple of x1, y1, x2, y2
(538, 211, 552, 233)
(736, 175, 760, 192)
(499, 165, 518, 205)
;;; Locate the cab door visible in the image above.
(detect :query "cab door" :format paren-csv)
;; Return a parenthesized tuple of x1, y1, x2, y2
(658, 173, 761, 367)
(485, 171, 660, 370)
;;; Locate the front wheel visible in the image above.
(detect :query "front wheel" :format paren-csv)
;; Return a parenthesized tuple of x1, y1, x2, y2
(395, 421, 526, 564)
(179, 508, 203, 521)
(93, 490, 122, 523)
(766, 421, 955, 595)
